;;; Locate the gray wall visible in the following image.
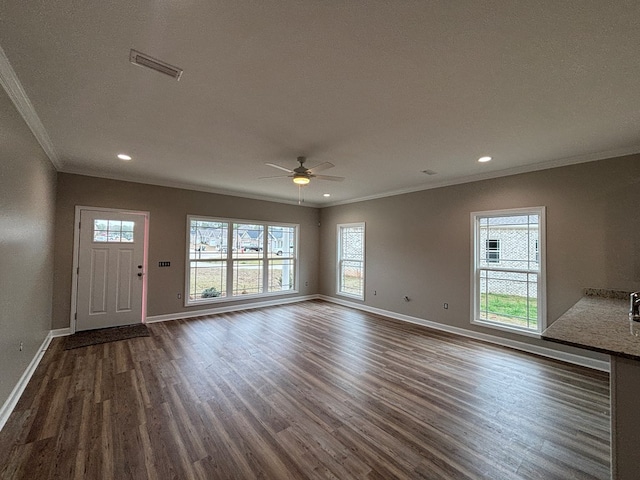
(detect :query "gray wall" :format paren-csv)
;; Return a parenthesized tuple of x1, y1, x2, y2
(319, 155, 640, 355)
(0, 88, 56, 408)
(5, 108, 639, 409)
(53, 174, 321, 329)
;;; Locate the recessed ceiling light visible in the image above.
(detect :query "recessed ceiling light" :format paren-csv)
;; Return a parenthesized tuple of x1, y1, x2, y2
(323, 193, 331, 197)
(478, 156, 492, 163)
(117, 154, 132, 161)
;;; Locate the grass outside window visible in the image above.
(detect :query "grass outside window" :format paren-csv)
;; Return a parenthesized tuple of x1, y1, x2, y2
(480, 292, 538, 329)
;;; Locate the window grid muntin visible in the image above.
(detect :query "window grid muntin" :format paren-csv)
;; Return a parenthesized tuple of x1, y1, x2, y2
(233, 259, 263, 296)
(189, 261, 227, 300)
(268, 258, 295, 292)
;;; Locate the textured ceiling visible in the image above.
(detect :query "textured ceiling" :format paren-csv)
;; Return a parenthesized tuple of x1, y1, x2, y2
(1, 1, 639, 206)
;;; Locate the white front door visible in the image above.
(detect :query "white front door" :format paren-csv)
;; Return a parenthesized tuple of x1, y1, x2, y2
(76, 209, 147, 331)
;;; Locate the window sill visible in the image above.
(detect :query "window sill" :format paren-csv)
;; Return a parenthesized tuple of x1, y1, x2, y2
(471, 319, 542, 338)
(336, 292, 364, 301)
(185, 289, 299, 307)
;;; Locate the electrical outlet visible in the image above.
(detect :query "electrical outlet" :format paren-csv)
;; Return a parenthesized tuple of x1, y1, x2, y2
(374, 290, 377, 295)
(443, 303, 449, 309)
(19, 341, 23, 351)
(177, 293, 182, 299)
(305, 281, 309, 287)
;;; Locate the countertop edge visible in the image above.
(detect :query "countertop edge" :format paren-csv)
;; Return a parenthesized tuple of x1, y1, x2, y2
(542, 293, 640, 361)
(541, 334, 631, 360)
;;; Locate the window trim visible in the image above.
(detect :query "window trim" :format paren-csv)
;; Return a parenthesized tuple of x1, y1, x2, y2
(336, 222, 365, 300)
(185, 215, 299, 306)
(470, 206, 546, 337)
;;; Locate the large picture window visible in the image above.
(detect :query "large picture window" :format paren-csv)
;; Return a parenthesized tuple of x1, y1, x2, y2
(337, 223, 365, 299)
(471, 207, 546, 335)
(187, 217, 297, 304)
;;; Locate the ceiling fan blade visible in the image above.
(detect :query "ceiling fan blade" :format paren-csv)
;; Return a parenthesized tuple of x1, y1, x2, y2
(314, 174, 344, 182)
(265, 162, 293, 173)
(258, 174, 292, 180)
(307, 162, 334, 174)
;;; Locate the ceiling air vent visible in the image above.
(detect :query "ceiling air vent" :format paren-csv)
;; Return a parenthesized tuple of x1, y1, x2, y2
(129, 49, 183, 81)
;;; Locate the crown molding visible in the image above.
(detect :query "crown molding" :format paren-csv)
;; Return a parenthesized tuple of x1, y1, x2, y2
(58, 167, 323, 208)
(0, 44, 61, 169)
(324, 146, 640, 207)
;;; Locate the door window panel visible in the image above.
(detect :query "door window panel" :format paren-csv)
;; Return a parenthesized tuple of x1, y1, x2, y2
(93, 219, 135, 242)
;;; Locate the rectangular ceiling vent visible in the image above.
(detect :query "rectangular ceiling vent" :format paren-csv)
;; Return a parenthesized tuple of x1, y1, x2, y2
(129, 49, 183, 81)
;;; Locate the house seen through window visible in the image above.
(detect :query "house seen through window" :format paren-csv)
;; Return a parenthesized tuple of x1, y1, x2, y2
(486, 239, 500, 263)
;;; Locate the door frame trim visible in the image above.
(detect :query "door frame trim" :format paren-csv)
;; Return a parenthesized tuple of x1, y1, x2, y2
(70, 205, 150, 334)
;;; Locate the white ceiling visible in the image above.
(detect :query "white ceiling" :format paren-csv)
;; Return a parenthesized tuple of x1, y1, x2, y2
(1, 1, 639, 206)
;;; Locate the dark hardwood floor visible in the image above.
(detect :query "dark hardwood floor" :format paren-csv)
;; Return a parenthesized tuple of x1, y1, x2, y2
(0, 301, 610, 479)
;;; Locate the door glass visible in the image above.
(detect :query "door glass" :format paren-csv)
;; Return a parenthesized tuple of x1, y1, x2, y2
(93, 219, 135, 243)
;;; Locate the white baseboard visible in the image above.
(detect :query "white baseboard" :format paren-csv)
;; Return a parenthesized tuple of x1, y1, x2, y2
(0, 331, 54, 432)
(50, 327, 71, 337)
(318, 295, 610, 372)
(146, 294, 320, 324)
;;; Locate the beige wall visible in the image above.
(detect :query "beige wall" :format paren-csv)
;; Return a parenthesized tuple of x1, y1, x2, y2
(319, 155, 640, 356)
(0, 88, 56, 407)
(53, 174, 321, 329)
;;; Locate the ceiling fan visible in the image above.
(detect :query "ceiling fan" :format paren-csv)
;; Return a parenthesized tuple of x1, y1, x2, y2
(262, 156, 345, 185)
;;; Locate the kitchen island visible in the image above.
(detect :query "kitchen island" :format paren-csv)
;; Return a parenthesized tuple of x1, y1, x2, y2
(542, 290, 639, 480)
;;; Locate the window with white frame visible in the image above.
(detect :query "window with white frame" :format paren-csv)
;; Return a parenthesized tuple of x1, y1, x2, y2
(471, 207, 545, 335)
(337, 223, 365, 299)
(187, 216, 297, 304)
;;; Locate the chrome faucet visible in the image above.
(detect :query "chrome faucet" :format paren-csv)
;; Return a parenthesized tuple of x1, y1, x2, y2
(631, 292, 640, 322)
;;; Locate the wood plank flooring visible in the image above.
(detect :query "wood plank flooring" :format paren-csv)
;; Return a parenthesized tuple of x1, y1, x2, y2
(0, 301, 610, 479)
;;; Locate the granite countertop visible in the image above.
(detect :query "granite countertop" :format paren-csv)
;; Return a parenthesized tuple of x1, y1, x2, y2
(542, 289, 640, 360)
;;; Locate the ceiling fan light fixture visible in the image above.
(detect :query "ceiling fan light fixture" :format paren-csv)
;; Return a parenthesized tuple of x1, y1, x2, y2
(263, 156, 344, 187)
(293, 175, 310, 185)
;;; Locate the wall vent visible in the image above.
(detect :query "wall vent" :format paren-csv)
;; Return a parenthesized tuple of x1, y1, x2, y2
(129, 49, 183, 81)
